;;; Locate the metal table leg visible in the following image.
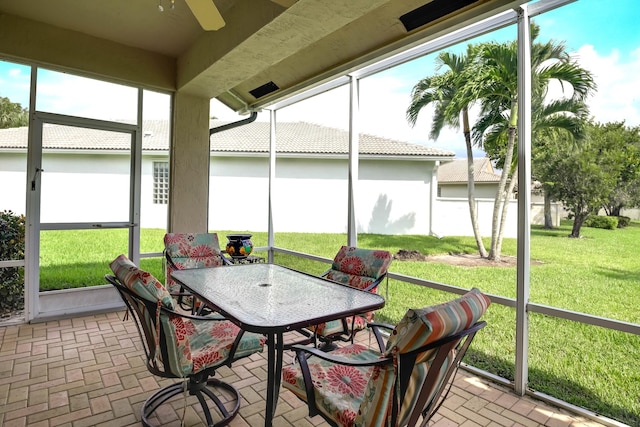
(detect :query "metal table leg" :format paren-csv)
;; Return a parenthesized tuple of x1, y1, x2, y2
(265, 332, 285, 426)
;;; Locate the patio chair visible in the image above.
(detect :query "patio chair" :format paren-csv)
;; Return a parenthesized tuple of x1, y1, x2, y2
(301, 246, 392, 349)
(107, 254, 266, 426)
(163, 232, 231, 312)
(282, 288, 490, 427)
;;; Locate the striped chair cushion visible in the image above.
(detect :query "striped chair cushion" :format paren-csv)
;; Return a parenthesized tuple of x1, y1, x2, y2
(357, 287, 491, 426)
(284, 288, 490, 427)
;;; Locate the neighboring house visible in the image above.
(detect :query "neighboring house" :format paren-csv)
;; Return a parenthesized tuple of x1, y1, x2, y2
(0, 120, 462, 236)
(435, 157, 563, 230)
(437, 157, 507, 199)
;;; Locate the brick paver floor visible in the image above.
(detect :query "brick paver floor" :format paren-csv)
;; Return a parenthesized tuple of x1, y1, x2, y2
(0, 312, 611, 426)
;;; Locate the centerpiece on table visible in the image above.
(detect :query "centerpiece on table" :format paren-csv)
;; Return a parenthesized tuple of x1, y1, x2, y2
(225, 234, 253, 259)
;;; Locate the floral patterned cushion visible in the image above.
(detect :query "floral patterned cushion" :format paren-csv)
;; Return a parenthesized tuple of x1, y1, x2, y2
(325, 246, 392, 290)
(313, 246, 392, 338)
(285, 288, 490, 427)
(109, 254, 265, 378)
(164, 313, 266, 377)
(282, 344, 381, 427)
(164, 233, 225, 293)
(309, 314, 367, 337)
(110, 254, 175, 310)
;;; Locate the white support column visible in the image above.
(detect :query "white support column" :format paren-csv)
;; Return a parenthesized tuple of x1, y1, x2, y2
(515, 3, 532, 396)
(168, 92, 210, 232)
(347, 76, 359, 246)
(268, 110, 277, 263)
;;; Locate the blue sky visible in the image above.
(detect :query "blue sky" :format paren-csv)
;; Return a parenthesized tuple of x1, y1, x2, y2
(2, 0, 639, 157)
(265, 0, 640, 157)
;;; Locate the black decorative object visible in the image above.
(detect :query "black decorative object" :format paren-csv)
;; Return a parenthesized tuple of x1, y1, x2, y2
(225, 234, 253, 259)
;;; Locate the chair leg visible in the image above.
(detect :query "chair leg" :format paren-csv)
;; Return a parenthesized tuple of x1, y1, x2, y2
(141, 377, 241, 427)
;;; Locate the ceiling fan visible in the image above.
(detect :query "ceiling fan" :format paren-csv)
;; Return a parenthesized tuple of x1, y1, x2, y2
(184, 0, 225, 31)
(165, 0, 297, 31)
(158, 0, 225, 30)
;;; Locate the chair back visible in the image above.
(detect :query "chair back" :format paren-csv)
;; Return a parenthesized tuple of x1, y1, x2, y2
(323, 246, 392, 327)
(164, 233, 225, 293)
(325, 245, 392, 292)
(109, 254, 236, 379)
(357, 288, 490, 427)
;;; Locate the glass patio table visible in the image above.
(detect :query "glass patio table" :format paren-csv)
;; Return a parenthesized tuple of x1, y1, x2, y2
(171, 263, 385, 427)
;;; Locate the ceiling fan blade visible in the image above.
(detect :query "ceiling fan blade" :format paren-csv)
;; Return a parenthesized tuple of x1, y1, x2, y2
(185, 0, 225, 31)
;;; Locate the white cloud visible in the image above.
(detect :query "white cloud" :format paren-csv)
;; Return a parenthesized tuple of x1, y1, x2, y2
(241, 41, 640, 157)
(573, 44, 640, 126)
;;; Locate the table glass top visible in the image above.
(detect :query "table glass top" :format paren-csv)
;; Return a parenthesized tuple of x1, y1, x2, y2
(171, 263, 385, 332)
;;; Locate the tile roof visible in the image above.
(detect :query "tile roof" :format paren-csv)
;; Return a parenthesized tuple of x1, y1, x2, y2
(0, 120, 454, 158)
(438, 157, 501, 183)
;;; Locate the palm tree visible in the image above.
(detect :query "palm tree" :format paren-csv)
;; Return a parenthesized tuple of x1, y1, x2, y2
(406, 47, 488, 258)
(468, 24, 595, 260)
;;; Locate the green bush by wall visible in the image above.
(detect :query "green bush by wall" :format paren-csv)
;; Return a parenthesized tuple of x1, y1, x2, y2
(0, 210, 25, 315)
(584, 215, 618, 230)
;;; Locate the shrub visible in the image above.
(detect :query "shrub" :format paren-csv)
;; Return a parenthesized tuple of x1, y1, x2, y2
(584, 215, 618, 230)
(0, 210, 25, 315)
(617, 216, 631, 228)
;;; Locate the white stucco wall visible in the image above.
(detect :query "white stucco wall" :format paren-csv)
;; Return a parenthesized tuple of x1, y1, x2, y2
(0, 151, 168, 227)
(5, 151, 558, 237)
(433, 197, 518, 238)
(0, 152, 26, 214)
(207, 156, 435, 235)
(439, 183, 500, 199)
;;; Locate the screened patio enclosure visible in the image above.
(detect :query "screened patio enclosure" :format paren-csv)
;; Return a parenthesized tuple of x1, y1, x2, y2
(0, 0, 639, 425)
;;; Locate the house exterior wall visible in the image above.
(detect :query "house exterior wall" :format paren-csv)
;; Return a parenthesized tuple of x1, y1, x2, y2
(0, 152, 26, 214)
(433, 197, 518, 238)
(207, 156, 435, 235)
(5, 151, 560, 237)
(433, 197, 561, 238)
(439, 182, 507, 199)
(0, 152, 168, 228)
(621, 208, 640, 220)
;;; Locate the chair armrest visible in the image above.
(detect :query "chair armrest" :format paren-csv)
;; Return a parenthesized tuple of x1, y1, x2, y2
(290, 344, 390, 367)
(164, 250, 178, 270)
(321, 269, 385, 293)
(367, 321, 394, 331)
(361, 274, 386, 292)
(365, 321, 393, 352)
(161, 305, 227, 322)
(219, 253, 233, 265)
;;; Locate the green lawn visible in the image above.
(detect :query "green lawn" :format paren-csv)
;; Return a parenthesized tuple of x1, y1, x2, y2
(37, 221, 640, 425)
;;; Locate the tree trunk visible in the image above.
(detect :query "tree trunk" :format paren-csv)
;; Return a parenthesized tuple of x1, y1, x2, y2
(495, 165, 518, 258)
(489, 102, 518, 261)
(543, 189, 553, 228)
(463, 109, 488, 258)
(570, 213, 587, 237)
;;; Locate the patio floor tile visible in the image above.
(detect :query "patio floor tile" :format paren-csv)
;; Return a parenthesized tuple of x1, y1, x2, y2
(0, 312, 612, 427)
